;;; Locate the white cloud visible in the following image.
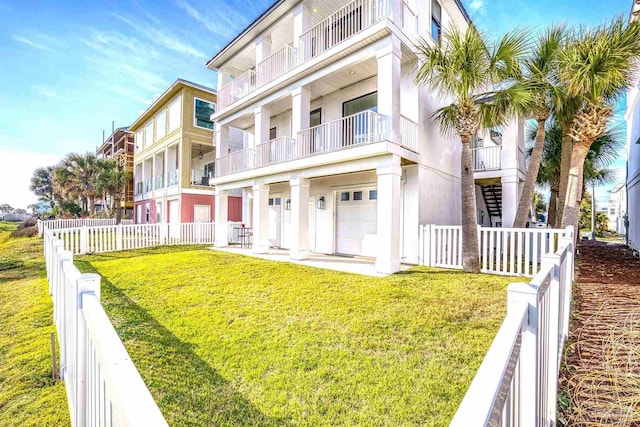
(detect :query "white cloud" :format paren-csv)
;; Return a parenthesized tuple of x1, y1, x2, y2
(176, 0, 237, 39)
(12, 34, 54, 52)
(469, 0, 485, 12)
(33, 85, 69, 102)
(0, 149, 60, 209)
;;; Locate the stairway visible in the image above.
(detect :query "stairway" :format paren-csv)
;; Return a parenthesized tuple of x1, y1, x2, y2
(480, 185, 502, 227)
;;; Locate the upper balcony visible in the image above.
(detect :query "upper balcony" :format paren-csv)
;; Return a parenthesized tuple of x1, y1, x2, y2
(214, 0, 419, 114)
(215, 111, 417, 179)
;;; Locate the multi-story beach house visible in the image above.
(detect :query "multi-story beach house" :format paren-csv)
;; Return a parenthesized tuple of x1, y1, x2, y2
(96, 126, 135, 218)
(607, 183, 627, 235)
(131, 79, 242, 225)
(206, 0, 526, 273)
(625, 1, 640, 249)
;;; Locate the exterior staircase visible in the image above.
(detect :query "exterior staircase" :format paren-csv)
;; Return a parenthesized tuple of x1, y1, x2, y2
(480, 184, 502, 227)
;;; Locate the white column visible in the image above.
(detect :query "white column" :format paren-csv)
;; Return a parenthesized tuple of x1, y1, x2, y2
(255, 34, 272, 65)
(215, 189, 229, 247)
(292, 3, 311, 51)
(502, 175, 519, 228)
(216, 68, 227, 91)
(252, 183, 270, 254)
(242, 188, 252, 226)
(254, 106, 271, 149)
(377, 36, 402, 143)
(215, 125, 230, 158)
(290, 178, 310, 260)
(376, 157, 402, 273)
(292, 86, 311, 138)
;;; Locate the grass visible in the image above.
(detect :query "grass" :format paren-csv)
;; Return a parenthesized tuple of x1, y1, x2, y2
(0, 222, 70, 426)
(75, 246, 513, 426)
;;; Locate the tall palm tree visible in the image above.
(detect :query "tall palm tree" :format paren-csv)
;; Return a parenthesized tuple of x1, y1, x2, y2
(513, 26, 565, 228)
(415, 27, 531, 272)
(55, 152, 101, 215)
(557, 18, 640, 230)
(30, 166, 56, 209)
(96, 158, 130, 223)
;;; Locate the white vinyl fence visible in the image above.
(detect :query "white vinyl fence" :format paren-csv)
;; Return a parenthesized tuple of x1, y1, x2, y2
(51, 222, 215, 255)
(450, 232, 575, 426)
(44, 231, 169, 427)
(418, 225, 572, 277)
(38, 219, 134, 236)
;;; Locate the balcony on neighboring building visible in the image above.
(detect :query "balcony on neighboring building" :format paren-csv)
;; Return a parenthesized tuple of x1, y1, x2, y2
(472, 145, 502, 172)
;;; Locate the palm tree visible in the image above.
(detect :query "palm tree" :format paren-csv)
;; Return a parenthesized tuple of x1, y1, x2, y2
(557, 18, 640, 230)
(96, 158, 130, 223)
(513, 26, 565, 228)
(54, 152, 101, 215)
(415, 27, 531, 272)
(30, 166, 57, 209)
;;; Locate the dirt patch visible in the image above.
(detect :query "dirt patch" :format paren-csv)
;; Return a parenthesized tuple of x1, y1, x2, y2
(558, 241, 640, 426)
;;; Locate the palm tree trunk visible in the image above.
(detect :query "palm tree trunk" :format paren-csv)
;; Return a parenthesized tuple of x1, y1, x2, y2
(514, 118, 546, 228)
(461, 135, 480, 273)
(88, 197, 95, 216)
(547, 174, 560, 227)
(561, 142, 591, 232)
(115, 197, 122, 224)
(555, 123, 573, 228)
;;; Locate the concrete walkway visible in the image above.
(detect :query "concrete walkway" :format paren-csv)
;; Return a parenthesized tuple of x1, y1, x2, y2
(210, 246, 411, 277)
(557, 241, 640, 425)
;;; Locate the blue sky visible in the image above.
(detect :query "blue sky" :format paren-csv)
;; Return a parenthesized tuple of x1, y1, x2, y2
(0, 0, 631, 208)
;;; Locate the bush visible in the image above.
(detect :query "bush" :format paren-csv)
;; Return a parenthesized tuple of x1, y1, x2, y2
(11, 226, 37, 238)
(18, 218, 37, 229)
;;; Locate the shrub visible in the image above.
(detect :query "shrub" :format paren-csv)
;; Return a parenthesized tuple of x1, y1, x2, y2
(11, 226, 37, 238)
(18, 218, 37, 229)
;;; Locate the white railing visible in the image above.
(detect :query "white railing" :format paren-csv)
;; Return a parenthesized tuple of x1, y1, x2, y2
(299, 0, 388, 62)
(38, 218, 134, 236)
(257, 44, 296, 87)
(297, 110, 383, 157)
(168, 169, 179, 187)
(44, 231, 169, 427)
(156, 174, 164, 189)
(450, 233, 574, 426)
(216, 148, 257, 177)
(418, 225, 572, 277)
(401, 1, 418, 41)
(472, 145, 502, 171)
(400, 115, 418, 151)
(257, 136, 297, 166)
(145, 178, 152, 193)
(191, 169, 213, 186)
(218, 69, 257, 109)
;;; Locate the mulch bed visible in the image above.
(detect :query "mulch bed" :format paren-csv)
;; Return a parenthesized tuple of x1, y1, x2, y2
(558, 241, 640, 426)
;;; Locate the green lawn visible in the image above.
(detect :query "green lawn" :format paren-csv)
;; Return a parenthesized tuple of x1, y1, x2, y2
(75, 246, 513, 426)
(0, 222, 70, 426)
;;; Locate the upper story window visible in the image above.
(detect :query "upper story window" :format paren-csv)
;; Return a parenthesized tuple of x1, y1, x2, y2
(156, 110, 166, 140)
(135, 130, 143, 152)
(269, 127, 277, 140)
(194, 98, 216, 130)
(144, 122, 153, 147)
(431, 0, 442, 43)
(168, 95, 182, 132)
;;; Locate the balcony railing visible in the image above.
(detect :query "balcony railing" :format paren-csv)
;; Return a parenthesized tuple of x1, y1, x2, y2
(217, 0, 389, 110)
(156, 174, 164, 189)
(400, 115, 418, 151)
(168, 170, 179, 187)
(472, 146, 502, 171)
(191, 169, 213, 186)
(298, 110, 383, 157)
(145, 179, 152, 193)
(257, 136, 297, 166)
(401, 1, 418, 41)
(216, 148, 257, 177)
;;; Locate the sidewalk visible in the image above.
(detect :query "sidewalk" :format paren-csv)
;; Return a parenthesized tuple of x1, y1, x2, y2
(558, 241, 640, 425)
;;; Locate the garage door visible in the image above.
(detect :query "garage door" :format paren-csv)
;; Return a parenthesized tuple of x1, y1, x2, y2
(335, 187, 377, 255)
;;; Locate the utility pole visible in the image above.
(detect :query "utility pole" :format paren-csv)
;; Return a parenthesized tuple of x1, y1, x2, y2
(591, 180, 596, 240)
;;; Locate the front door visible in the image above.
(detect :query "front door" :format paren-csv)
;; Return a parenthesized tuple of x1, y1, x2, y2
(168, 199, 180, 238)
(194, 205, 210, 223)
(268, 195, 282, 247)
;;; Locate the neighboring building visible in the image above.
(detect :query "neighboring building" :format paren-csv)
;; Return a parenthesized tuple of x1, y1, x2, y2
(130, 79, 242, 225)
(607, 183, 627, 234)
(206, 0, 526, 273)
(625, 0, 640, 249)
(96, 126, 135, 218)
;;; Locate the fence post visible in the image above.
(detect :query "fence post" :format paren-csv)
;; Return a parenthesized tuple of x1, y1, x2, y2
(38, 219, 43, 237)
(74, 273, 101, 427)
(116, 224, 123, 251)
(80, 226, 88, 255)
(160, 223, 167, 245)
(541, 253, 561, 423)
(559, 236, 574, 338)
(507, 281, 539, 427)
(429, 225, 436, 266)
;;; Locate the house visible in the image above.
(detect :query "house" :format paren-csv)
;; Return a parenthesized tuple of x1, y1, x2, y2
(96, 126, 135, 218)
(607, 183, 626, 234)
(130, 79, 242, 225)
(626, 0, 640, 249)
(206, 0, 526, 273)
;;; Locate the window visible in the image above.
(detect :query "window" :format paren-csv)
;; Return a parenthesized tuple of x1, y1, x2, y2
(369, 190, 377, 200)
(156, 110, 166, 140)
(310, 109, 322, 127)
(135, 130, 143, 151)
(168, 95, 182, 132)
(343, 92, 377, 117)
(156, 201, 162, 223)
(268, 197, 282, 206)
(145, 123, 153, 147)
(353, 191, 363, 201)
(194, 98, 215, 130)
(340, 192, 350, 201)
(431, 0, 442, 43)
(269, 127, 277, 140)
(204, 162, 215, 178)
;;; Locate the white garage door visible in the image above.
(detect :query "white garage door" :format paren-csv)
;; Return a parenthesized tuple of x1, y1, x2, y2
(335, 187, 377, 256)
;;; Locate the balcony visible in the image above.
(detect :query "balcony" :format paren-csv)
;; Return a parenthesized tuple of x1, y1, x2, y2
(168, 170, 179, 187)
(145, 179, 153, 193)
(191, 169, 214, 186)
(472, 146, 502, 172)
(217, 0, 394, 110)
(156, 175, 164, 189)
(216, 111, 417, 177)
